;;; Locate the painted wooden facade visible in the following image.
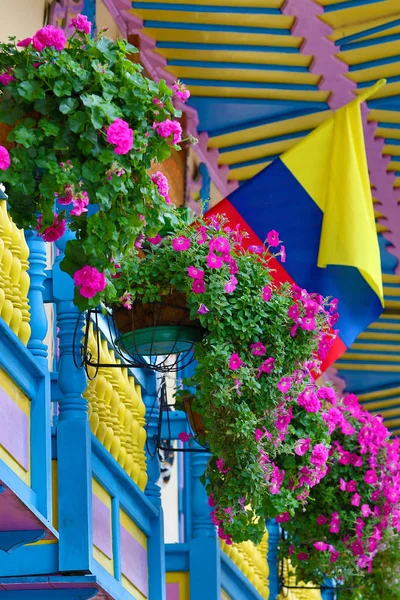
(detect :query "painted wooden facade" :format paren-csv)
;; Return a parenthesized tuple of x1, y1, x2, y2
(2, 1, 400, 599)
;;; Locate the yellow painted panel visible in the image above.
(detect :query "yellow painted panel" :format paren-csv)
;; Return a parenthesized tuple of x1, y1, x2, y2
(166, 65, 320, 86)
(359, 385, 400, 401)
(383, 145, 400, 156)
(120, 509, 147, 549)
(92, 478, 114, 576)
(0, 368, 30, 485)
(387, 161, 400, 172)
(166, 572, 190, 600)
(131, 8, 293, 29)
(349, 62, 400, 84)
(360, 397, 400, 411)
(336, 363, 400, 372)
(358, 332, 400, 342)
(395, 177, 400, 187)
(369, 406, 400, 419)
(228, 161, 270, 181)
(376, 223, 389, 233)
(340, 352, 400, 363)
(355, 82, 400, 101)
(384, 299, 400, 310)
(340, 41, 400, 66)
(136, 0, 284, 6)
(155, 47, 310, 66)
(189, 85, 329, 102)
(384, 285, 400, 296)
(376, 128, 400, 140)
(218, 137, 301, 166)
(210, 110, 331, 148)
(370, 109, 400, 124)
(351, 342, 400, 353)
(329, 14, 400, 42)
(147, 28, 301, 47)
(319, 0, 400, 30)
(382, 416, 400, 428)
(221, 591, 231, 600)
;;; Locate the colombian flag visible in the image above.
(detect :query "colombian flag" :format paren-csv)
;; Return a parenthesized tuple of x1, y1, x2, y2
(207, 80, 385, 372)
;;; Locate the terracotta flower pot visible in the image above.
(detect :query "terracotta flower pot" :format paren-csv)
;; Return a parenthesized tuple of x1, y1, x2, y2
(182, 395, 206, 437)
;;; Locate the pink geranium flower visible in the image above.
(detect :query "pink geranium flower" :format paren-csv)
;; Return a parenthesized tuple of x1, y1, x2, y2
(119, 292, 133, 309)
(17, 37, 32, 47)
(107, 118, 133, 154)
(276, 512, 290, 523)
(172, 236, 190, 251)
(295, 438, 310, 456)
(172, 81, 190, 102)
(151, 171, 170, 204)
(229, 353, 243, 371)
(74, 266, 107, 298)
(32, 25, 66, 51)
(0, 70, 15, 85)
(36, 213, 66, 242)
(154, 119, 182, 145)
(178, 432, 190, 443)
(0, 146, 10, 170)
(316, 515, 327, 525)
(70, 14, 92, 34)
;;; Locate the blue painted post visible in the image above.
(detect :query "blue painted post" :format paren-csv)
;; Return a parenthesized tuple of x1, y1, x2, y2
(26, 230, 52, 521)
(266, 519, 280, 600)
(321, 579, 336, 600)
(189, 447, 220, 600)
(143, 372, 166, 600)
(82, 0, 96, 31)
(53, 233, 92, 573)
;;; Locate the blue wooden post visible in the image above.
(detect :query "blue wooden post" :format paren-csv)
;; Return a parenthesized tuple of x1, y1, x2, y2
(321, 579, 336, 600)
(26, 230, 52, 521)
(189, 447, 221, 600)
(53, 233, 92, 573)
(143, 372, 166, 600)
(82, 0, 96, 31)
(266, 519, 280, 600)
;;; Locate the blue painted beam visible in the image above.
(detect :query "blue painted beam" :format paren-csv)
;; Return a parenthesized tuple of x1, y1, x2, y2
(0, 590, 98, 599)
(134, 3, 282, 15)
(0, 544, 58, 578)
(145, 21, 290, 35)
(0, 531, 45, 554)
(336, 17, 400, 46)
(165, 544, 190, 572)
(266, 520, 280, 600)
(324, 0, 385, 12)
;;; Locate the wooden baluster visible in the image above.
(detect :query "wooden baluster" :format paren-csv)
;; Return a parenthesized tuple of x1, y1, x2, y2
(134, 382, 148, 491)
(0, 200, 16, 326)
(0, 192, 6, 313)
(9, 217, 23, 337)
(18, 228, 31, 345)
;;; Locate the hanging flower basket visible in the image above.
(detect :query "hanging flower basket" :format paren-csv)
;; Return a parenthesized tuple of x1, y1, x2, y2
(112, 290, 205, 358)
(182, 395, 206, 438)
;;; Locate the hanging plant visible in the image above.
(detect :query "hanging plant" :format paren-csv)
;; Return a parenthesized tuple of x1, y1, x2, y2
(107, 212, 340, 544)
(278, 394, 400, 587)
(0, 16, 193, 310)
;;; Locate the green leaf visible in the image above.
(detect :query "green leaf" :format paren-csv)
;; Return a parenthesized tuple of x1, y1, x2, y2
(69, 111, 87, 133)
(17, 80, 45, 102)
(59, 98, 79, 114)
(10, 126, 37, 147)
(53, 79, 73, 97)
(39, 119, 59, 137)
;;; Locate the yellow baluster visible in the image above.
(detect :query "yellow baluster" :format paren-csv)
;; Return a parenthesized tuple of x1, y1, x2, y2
(18, 228, 31, 345)
(0, 201, 16, 326)
(8, 217, 23, 336)
(0, 204, 5, 313)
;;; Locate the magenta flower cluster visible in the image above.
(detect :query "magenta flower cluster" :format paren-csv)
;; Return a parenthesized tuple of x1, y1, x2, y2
(73, 266, 107, 299)
(106, 119, 134, 155)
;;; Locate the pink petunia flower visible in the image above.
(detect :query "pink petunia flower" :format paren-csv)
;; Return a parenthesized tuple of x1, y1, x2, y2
(277, 377, 292, 393)
(187, 266, 204, 279)
(224, 276, 237, 293)
(209, 236, 230, 254)
(267, 229, 280, 247)
(197, 304, 209, 314)
(172, 236, 190, 251)
(229, 353, 243, 371)
(250, 342, 266, 356)
(206, 253, 223, 269)
(192, 279, 206, 294)
(119, 292, 133, 309)
(262, 286, 272, 302)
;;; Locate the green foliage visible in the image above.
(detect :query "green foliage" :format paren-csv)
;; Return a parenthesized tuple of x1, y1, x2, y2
(108, 213, 336, 544)
(0, 26, 183, 309)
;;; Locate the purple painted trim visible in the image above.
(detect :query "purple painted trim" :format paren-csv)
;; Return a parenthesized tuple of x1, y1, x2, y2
(166, 582, 180, 600)
(120, 525, 148, 597)
(282, 0, 400, 269)
(0, 487, 55, 539)
(92, 494, 112, 559)
(48, 0, 84, 35)
(0, 386, 29, 471)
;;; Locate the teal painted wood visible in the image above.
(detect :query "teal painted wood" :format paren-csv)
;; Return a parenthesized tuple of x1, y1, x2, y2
(189, 446, 220, 600)
(143, 372, 166, 600)
(0, 531, 45, 553)
(111, 497, 121, 582)
(82, 0, 96, 31)
(26, 230, 52, 521)
(0, 544, 58, 577)
(321, 579, 336, 600)
(0, 590, 98, 599)
(53, 233, 92, 574)
(266, 519, 280, 600)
